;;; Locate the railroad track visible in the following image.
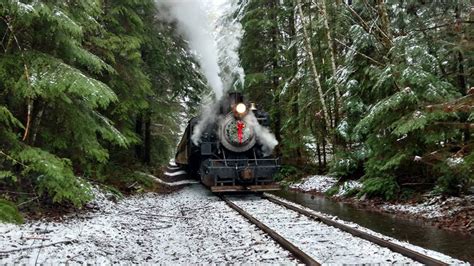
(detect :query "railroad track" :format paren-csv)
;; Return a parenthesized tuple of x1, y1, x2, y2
(220, 193, 449, 265)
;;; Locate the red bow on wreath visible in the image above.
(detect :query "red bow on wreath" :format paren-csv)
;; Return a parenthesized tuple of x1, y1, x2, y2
(236, 120, 245, 144)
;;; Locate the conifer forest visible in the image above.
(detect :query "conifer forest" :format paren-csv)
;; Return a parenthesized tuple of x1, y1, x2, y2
(0, 0, 473, 261)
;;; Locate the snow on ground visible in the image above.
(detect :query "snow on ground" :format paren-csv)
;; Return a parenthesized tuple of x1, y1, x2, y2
(334, 180, 362, 197)
(289, 175, 361, 197)
(381, 195, 474, 219)
(0, 185, 295, 264)
(138, 172, 199, 186)
(289, 175, 338, 193)
(230, 195, 418, 264)
(263, 193, 468, 265)
(290, 175, 472, 222)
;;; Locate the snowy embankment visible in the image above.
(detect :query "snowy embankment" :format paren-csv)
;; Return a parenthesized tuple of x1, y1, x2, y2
(290, 175, 361, 197)
(261, 194, 468, 265)
(381, 195, 474, 219)
(290, 175, 474, 227)
(0, 185, 295, 264)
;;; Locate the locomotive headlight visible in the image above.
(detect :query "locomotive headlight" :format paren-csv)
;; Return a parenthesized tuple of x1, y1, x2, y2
(236, 103, 247, 114)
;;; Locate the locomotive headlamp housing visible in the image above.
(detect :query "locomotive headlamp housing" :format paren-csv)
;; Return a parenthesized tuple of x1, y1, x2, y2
(236, 103, 247, 114)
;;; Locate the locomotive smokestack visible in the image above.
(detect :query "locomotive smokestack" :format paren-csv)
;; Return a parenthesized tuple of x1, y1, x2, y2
(228, 91, 244, 106)
(221, 91, 244, 114)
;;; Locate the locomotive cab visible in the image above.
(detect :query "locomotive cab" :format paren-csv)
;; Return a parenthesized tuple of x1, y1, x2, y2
(175, 92, 280, 192)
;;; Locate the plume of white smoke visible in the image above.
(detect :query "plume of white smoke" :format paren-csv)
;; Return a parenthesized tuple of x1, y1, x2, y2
(188, 0, 250, 145)
(190, 96, 220, 145)
(158, 0, 277, 154)
(215, 0, 248, 90)
(244, 112, 279, 156)
(156, 0, 224, 99)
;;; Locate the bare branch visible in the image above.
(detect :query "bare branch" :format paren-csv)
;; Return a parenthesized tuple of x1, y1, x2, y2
(334, 38, 384, 66)
(0, 240, 75, 254)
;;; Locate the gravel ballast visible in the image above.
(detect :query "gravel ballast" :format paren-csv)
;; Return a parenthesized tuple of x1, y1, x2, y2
(0, 185, 295, 264)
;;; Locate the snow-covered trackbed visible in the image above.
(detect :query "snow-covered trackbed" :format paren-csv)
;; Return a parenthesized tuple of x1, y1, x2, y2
(0, 184, 468, 264)
(223, 193, 467, 265)
(0, 185, 296, 264)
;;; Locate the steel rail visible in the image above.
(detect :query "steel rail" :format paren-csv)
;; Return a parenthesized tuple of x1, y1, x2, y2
(220, 195, 320, 266)
(263, 193, 449, 266)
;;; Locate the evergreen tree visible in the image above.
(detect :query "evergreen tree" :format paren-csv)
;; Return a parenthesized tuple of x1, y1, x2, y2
(330, 0, 473, 197)
(0, 0, 207, 218)
(240, 0, 473, 196)
(0, 0, 123, 206)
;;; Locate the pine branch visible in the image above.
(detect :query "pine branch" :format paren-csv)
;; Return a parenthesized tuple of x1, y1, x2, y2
(425, 94, 474, 113)
(334, 38, 384, 66)
(411, 21, 474, 32)
(433, 122, 474, 129)
(344, 2, 391, 48)
(0, 16, 33, 141)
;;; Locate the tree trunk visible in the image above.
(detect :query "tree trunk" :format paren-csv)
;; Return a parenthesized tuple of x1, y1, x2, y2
(316, 142, 322, 169)
(375, 0, 393, 48)
(289, 0, 302, 160)
(320, 0, 341, 115)
(322, 136, 327, 167)
(144, 111, 151, 164)
(135, 114, 143, 160)
(270, 0, 282, 155)
(31, 102, 46, 145)
(296, 0, 332, 131)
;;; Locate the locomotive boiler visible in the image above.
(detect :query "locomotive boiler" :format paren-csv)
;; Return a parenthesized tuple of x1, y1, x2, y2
(175, 92, 280, 192)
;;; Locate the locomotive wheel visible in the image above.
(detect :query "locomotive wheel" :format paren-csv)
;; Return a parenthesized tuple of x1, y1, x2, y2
(201, 174, 214, 187)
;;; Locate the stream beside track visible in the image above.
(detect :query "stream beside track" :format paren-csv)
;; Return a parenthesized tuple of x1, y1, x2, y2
(272, 189, 474, 263)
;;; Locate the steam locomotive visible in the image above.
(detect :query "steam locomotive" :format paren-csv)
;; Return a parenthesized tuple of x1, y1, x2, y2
(175, 92, 280, 192)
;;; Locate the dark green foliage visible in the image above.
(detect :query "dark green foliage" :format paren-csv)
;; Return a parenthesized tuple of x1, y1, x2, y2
(0, 0, 207, 213)
(325, 186, 340, 197)
(0, 199, 24, 224)
(329, 148, 366, 178)
(256, 0, 474, 198)
(16, 147, 92, 206)
(96, 163, 154, 193)
(399, 189, 416, 201)
(358, 177, 400, 200)
(274, 165, 300, 182)
(347, 1, 471, 198)
(434, 157, 472, 196)
(344, 187, 360, 198)
(240, 0, 311, 163)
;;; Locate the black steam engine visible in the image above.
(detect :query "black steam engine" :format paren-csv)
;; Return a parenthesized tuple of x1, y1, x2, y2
(175, 92, 280, 192)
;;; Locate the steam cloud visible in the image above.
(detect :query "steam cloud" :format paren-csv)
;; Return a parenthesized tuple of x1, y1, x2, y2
(190, 97, 219, 145)
(158, 0, 278, 155)
(156, 0, 224, 99)
(215, 0, 246, 90)
(244, 112, 279, 156)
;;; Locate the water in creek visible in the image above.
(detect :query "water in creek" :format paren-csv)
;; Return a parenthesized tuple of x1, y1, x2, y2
(272, 189, 474, 263)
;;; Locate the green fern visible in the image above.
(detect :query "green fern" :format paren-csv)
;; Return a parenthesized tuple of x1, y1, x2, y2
(0, 199, 24, 224)
(359, 177, 399, 200)
(15, 147, 92, 207)
(355, 88, 418, 135)
(25, 52, 117, 108)
(0, 106, 24, 129)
